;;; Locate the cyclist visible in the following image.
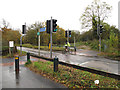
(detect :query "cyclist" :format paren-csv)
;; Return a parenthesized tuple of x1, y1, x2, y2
(67, 42, 70, 52)
(65, 43, 68, 52)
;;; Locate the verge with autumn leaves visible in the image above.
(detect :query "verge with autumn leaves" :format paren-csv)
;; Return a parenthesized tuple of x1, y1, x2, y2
(25, 60, 120, 88)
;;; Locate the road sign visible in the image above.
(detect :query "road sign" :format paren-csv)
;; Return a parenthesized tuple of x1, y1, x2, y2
(9, 41, 14, 47)
(40, 27, 46, 32)
(37, 32, 40, 36)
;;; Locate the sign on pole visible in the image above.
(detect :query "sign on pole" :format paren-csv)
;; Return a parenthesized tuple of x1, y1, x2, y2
(40, 27, 46, 32)
(37, 32, 40, 36)
(9, 41, 14, 47)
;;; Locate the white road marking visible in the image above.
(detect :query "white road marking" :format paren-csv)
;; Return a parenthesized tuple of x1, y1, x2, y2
(79, 61, 89, 66)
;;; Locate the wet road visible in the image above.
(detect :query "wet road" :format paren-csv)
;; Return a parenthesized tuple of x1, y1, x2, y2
(1, 56, 66, 88)
(17, 47, 119, 75)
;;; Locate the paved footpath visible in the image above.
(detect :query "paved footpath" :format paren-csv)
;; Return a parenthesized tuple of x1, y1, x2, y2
(1, 57, 66, 88)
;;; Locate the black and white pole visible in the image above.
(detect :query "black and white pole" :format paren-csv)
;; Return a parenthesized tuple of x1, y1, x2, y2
(50, 17, 53, 58)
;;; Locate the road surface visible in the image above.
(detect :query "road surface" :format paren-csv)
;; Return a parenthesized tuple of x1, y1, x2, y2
(17, 47, 119, 75)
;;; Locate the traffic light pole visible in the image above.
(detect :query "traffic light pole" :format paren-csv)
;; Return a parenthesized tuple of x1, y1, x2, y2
(20, 35, 23, 55)
(20, 23, 26, 55)
(67, 29, 69, 43)
(50, 17, 53, 58)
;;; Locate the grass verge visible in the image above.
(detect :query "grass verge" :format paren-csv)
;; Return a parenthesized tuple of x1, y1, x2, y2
(98, 52, 120, 61)
(18, 44, 65, 51)
(25, 60, 120, 88)
(2, 50, 27, 58)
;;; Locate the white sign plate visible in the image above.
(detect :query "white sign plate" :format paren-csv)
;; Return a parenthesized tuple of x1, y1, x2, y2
(9, 41, 14, 47)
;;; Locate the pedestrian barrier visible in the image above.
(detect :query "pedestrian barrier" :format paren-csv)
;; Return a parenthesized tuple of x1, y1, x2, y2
(29, 53, 120, 80)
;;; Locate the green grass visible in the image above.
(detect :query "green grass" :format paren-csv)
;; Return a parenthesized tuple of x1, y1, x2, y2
(98, 52, 120, 61)
(25, 60, 120, 88)
(71, 41, 120, 60)
(2, 50, 27, 58)
(19, 44, 65, 51)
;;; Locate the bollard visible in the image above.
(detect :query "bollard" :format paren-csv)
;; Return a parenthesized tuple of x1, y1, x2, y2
(27, 52, 30, 62)
(54, 56, 59, 72)
(15, 56, 19, 73)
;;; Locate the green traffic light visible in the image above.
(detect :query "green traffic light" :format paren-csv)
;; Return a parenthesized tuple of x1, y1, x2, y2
(54, 29, 57, 31)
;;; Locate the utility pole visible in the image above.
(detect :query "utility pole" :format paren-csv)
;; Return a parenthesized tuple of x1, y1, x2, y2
(50, 17, 53, 58)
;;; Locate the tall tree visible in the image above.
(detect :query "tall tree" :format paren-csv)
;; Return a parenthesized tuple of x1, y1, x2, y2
(80, 0, 112, 39)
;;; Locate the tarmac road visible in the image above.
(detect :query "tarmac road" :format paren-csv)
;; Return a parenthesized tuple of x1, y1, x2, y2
(17, 47, 119, 75)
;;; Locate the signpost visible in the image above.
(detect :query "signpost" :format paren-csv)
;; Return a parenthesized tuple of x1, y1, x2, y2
(9, 41, 14, 57)
(37, 27, 46, 56)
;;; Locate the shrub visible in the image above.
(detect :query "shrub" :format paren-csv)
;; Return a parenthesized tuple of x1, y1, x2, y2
(2, 46, 9, 56)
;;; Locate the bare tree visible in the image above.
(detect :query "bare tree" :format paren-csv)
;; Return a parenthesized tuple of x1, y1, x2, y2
(0, 19, 10, 31)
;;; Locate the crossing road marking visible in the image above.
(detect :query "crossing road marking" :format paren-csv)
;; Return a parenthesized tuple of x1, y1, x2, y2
(79, 62, 89, 66)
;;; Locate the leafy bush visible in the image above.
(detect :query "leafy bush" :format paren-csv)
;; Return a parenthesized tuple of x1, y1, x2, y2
(2, 46, 9, 55)
(25, 59, 32, 65)
(22, 44, 33, 48)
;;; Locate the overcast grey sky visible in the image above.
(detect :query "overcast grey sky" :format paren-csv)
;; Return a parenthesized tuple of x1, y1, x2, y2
(0, 0, 119, 33)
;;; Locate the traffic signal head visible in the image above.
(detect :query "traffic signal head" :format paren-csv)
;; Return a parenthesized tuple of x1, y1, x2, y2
(100, 25, 103, 33)
(65, 31, 67, 37)
(46, 20, 51, 34)
(22, 25, 26, 34)
(52, 19, 57, 32)
(69, 31, 71, 37)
